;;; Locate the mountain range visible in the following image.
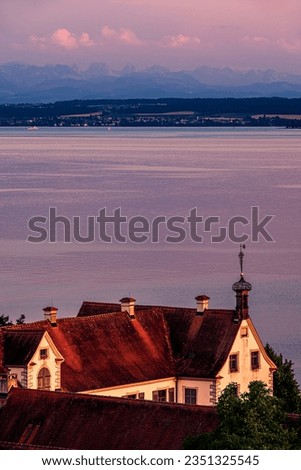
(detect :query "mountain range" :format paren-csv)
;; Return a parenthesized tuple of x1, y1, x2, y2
(1, 62, 301, 104)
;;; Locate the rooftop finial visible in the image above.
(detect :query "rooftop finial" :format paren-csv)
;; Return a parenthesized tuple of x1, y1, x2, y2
(239, 244, 246, 276)
(233, 244, 252, 319)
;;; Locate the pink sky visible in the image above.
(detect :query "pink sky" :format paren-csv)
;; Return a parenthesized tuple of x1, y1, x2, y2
(1, 0, 301, 72)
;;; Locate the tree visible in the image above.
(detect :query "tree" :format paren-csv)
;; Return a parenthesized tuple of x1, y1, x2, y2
(265, 343, 301, 413)
(184, 381, 298, 450)
(0, 314, 26, 326)
(16, 314, 26, 325)
(0, 314, 12, 326)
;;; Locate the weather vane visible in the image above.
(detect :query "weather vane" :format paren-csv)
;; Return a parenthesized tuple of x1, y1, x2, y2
(239, 244, 246, 276)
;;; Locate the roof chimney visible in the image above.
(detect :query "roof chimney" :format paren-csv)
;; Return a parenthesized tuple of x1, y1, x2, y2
(119, 297, 136, 318)
(195, 295, 210, 315)
(43, 306, 58, 326)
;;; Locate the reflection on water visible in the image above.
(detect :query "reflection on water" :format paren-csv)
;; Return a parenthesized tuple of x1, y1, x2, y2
(0, 127, 300, 384)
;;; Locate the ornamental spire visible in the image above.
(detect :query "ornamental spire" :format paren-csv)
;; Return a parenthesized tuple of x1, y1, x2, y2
(239, 243, 246, 277)
(232, 245, 252, 320)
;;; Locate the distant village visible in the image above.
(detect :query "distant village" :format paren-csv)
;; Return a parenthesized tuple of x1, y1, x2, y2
(17, 113, 301, 128)
(1, 97, 301, 128)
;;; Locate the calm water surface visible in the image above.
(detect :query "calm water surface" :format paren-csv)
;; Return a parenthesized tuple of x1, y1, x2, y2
(0, 127, 300, 384)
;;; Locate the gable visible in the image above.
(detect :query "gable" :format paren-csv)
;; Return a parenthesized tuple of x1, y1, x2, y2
(30, 331, 64, 364)
(216, 318, 277, 394)
(246, 318, 277, 370)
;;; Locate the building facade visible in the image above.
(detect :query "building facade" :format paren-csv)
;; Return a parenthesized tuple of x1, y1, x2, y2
(0, 250, 276, 405)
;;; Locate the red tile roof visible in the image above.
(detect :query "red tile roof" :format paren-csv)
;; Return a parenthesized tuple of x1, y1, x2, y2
(163, 308, 240, 377)
(0, 388, 218, 450)
(77, 301, 158, 316)
(0, 302, 239, 392)
(3, 330, 44, 366)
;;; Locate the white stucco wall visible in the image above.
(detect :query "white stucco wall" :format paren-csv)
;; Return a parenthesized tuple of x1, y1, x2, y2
(217, 318, 275, 398)
(83, 376, 216, 406)
(83, 378, 177, 401)
(177, 377, 215, 406)
(27, 332, 63, 391)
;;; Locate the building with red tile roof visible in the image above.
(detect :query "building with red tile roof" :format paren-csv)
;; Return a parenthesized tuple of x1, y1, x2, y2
(0, 387, 218, 449)
(0, 248, 277, 406)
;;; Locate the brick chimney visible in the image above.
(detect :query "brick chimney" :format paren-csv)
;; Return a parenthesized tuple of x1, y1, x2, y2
(43, 306, 58, 326)
(119, 297, 136, 318)
(195, 295, 210, 315)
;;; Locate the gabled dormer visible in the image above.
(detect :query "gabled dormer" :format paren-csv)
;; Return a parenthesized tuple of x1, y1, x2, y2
(2, 329, 64, 392)
(28, 331, 64, 391)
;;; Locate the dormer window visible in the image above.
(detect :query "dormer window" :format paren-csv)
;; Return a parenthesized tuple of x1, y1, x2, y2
(40, 348, 48, 360)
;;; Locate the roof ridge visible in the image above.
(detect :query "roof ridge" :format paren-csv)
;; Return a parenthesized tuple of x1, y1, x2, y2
(4, 320, 48, 330)
(81, 300, 197, 311)
(8, 388, 216, 412)
(81, 301, 120, 306)
(70, 310, 124, 322)
(4, 327, 46, 333)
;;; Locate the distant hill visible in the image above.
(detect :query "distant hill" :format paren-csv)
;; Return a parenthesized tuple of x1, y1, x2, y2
(1, 62, 301, 103)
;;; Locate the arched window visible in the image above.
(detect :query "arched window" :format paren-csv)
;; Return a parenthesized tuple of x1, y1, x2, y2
(37, 367, 51, 390)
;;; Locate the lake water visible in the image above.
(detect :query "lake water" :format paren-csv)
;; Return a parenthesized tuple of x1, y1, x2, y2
(0, 126, 300, 385)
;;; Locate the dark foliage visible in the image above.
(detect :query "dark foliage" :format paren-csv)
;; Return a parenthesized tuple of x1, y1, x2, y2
(184, 381, 299, 450)
(265, 343, 301, 413)
(0, 314, 26, 326)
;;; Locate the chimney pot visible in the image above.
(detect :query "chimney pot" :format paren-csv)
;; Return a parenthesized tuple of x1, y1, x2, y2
(119, 297, 136, 318)
(43, 306, 58, 326)
(195, 295, 210, 315)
